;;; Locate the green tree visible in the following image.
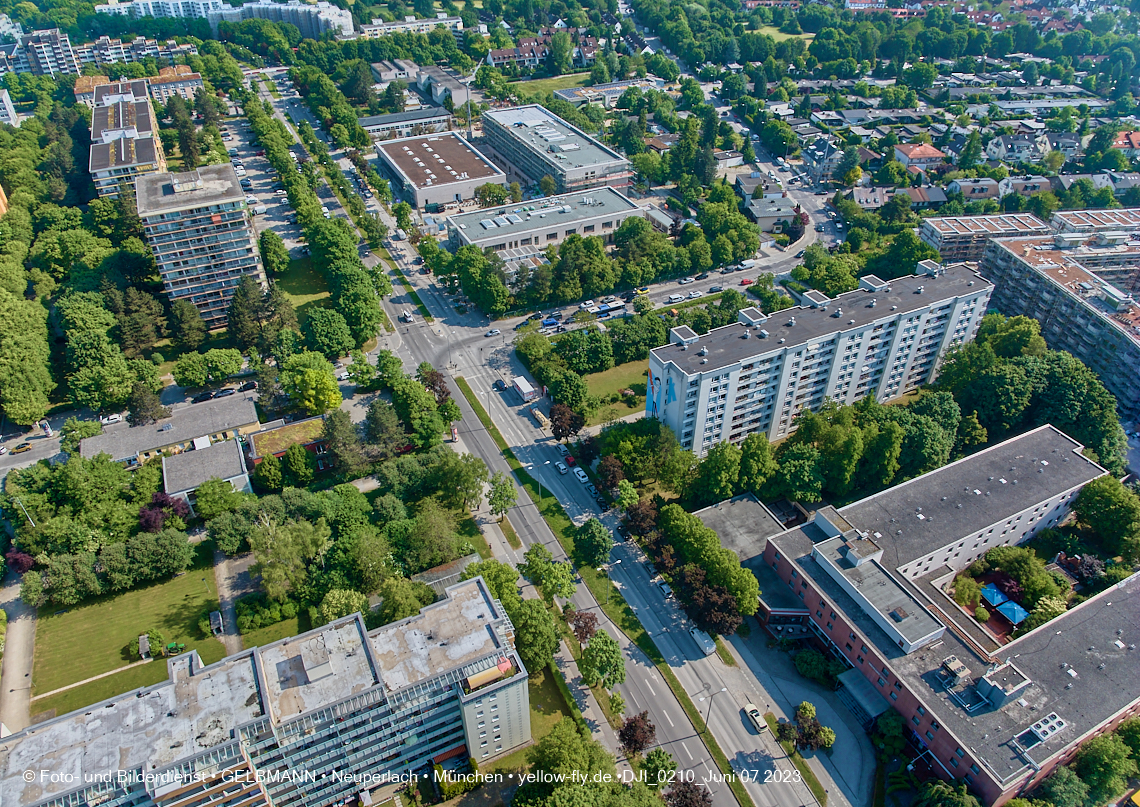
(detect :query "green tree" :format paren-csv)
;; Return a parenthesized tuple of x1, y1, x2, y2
(126, 381, 170, 426)
(739, 432, 778, 494)
(773, 443, 825, 501)
(303, 308, 354, 359)
(376, 577, 436, 625)
(474, 182, 510, 207)
(253, 453, 284, 491)
(193, 478, 243, 520)
(248, 515, 331, 601)
(958, 131, 983, 170)
(169, 299, 207, 352)
(688, 441, 741, 508)
(281, 351, 342, 415)
(576, 518, 614, 567)
(59, 417, 102, 456)
(363, 398, 406, 458)
(460, 559, 522, 611)
(282, 443, 315, 487)
(488, 471, 517, 522)
(519, 543, 576, 604)
(1074, 476, 1140, 560)
(539, 174, 557, 197)
(1073, 734, 1137, 805)
(616, 479, 639, 511)
(512, 598, 559, 672)
(644, 748, 676, 789)
(322, 409, 370, 477)
(259, 230, 291, 276)
(20, 571, 43, 607)
(1037, 765, 1088, 807)
(432, 451, 489, 510)
(318, 588, 369, 624)
(914, 781, 980, 807)
(580, 630, 626, 689)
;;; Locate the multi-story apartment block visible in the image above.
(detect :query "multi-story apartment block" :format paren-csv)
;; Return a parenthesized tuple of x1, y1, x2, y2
(94, 0, 228, 18)
(1050, 207, 1140, 233)
(148, 64, 205, 103)
(647, 261, 992, 454)
(89, 86, 166, 198)
(0, 576, 531, 807)
(712, 425, 1131, 807)
(73, 74, 108, 107)
(0, 88, 18, 127)
(74, 35, 198, 67)
(360, 13, 463, 37)
(919, 213, 1050, 262)
(137, 166, 265, 326)
(208, 1, 353, 39)
(481, 105, 632, 193)
(0, 13, 23, 42)
(19, 29, 80, 75)
(980, 233, 1140, 419)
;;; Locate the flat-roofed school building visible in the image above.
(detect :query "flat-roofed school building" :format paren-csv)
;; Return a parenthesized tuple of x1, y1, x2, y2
(375, 131, 504, 210)
(446, 186, 642, 252)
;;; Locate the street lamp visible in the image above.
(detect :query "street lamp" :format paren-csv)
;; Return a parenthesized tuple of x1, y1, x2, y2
(700, 686, 727, 727)
(529, 461, 551, 502)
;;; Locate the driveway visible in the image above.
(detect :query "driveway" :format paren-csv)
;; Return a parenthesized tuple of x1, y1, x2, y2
(0, 566, 35, 733)
(212, 550, 257, 656)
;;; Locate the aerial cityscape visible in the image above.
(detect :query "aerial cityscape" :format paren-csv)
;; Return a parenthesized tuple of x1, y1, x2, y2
(0, 0, 1137, 806)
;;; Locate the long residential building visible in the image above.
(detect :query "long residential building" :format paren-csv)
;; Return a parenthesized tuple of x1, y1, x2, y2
(137, 166, 265, 326)
(919, 213, 1050, 262)
(208, 1, 353, 38)
(1050, 207, 1140, 233)
(0, 576, 530, 807)
(703, 425, 1133, 807)
(359, 13, 463, 36)
(446, 186, 643, 252)
(481, 105, 633, 193)
(3, 29, 82, 75)
(647, 261, 992, 454)
(980, 232, 1140, 419)
(74, 35, 198, 66)
(359, 107, 452, 141)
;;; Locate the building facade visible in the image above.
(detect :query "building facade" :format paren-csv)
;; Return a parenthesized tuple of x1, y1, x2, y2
(0, 88, 17, 126)
(0, 577, 531, 807)
(919, 213, 1050, 262)
(481, 105, 632, 193)
(147, 65, 205, 103)
(1050, 207, 1140, 233)
(89, 85, 166, 198)
(73, 35, 198, 66)
(741, 426, 1133, 807)
(980, 233, 1140, 419)
(359, 107, 452, 141)
(647, 261, 992, 454)
(20, 29, 80, 75)
(208, 1, 353, 38)
(446, 186, 643, 252)
(359, 13, 463, 36)
(94, 0, 227, 18)
(137, 166, 265, 327)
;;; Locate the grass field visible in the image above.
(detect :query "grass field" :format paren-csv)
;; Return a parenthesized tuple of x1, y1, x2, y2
(583, 361, 648, 427)
(278, 256, 331, 324)
(509, 73, 591, 98)
(756, 25, 815, 42)
(31, 543, 226, 713)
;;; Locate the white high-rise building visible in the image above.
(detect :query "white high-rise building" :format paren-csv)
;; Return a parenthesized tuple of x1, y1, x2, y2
(647, 261, 992, 454)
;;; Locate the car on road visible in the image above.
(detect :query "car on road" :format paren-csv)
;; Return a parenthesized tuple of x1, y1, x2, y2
(485, 329, 501, 337)
(239, 381, 258, 391)
(621, 292, 636, 302)
(11, 442, 31, 454)
(657, 580, 673, 597)
(602, 295, 616, 303)
(668, 293, 685, 303)
(213, 388, 237, 398)
(493, 379, 507, 392)
(100, 413, 123, 425)
(579, 299, 596, 309)
(710, 285, 723, 292)
(555, 461, 569, 474)
(636, 287, 650, 294)
(688, 290, 703, 299)
(192, 392, 215, 403)
(596, 496, 608, 509)
(586, 483, 598, 496)
(695, 272, 710, 280)
(556, 443, 569, 455)
(795, 250, 805, 258)
(720, 267, 734, 274)
(337, 372, 351, 382)
(740, 278, 754, 286)
(745, 703, 768, 733)
(679, 277, 695, 285)
(573, 468, 589, 483)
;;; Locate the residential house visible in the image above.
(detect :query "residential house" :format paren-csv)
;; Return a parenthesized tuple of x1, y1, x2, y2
(79, 394, 260, 467)
(1105, 171, 1140, 198)
(246, 415, 332, 472)
(893, 143, 946, 169)
(948, 177, 1000, 200)
(162, 438, 252, 513)
(802, 137, 844, 179)
(985, 133, 1043, 164)
(844, 186, 890, 211)
(1040, 132, 1082, 161)
(904, 185, 948, 209)
(73, 74, 109, 107)
(736, 172, 786, 200)
(1050, 173, 1115, 196)
(1112, 130, 1140, 160)
(998, 175, 1050, 198)
(746, 199, 799, 232)
(714, 150, 744, 170)
(644, 133, 679, 154)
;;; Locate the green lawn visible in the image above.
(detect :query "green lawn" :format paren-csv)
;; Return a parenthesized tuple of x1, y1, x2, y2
(278, 256, 331, 324)
(583, 361, 648, 427)
(32, 659, 179, 720)
(31, 544, 225, 707)
(508, 73, 591, 98)
(755, 25, 815, 42)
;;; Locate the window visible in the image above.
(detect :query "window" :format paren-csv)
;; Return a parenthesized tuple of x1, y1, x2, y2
(845, 643, 853, 651)
(917, 706, 925, 716)
(894, 682, 902, 690)
(856, 656, 864, 665)
(950, 758, 958, 768)
(925, 731, 934, 741)
(890, 691, 898, 701)
(955, 748, 965, 758)
(547, 232, 558, 241)
(912, 716, 920, 726)
(970, 765, 979, 775)
(830, 611, 837, 620)
(583, 224, 595, 232)
(877, 678, 886, 687)
(826, 622, 833, 631)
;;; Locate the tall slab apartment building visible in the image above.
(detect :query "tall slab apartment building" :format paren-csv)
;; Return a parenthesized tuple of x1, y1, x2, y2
(648, 261, 992, 454)
(0, 578, 530, 807)
(137, 166, 264, 327)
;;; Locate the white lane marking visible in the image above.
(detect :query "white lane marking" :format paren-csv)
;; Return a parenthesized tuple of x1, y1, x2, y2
(646, 681, 656, 697)
(682, 742, 693, 760)
(662, 711, 674, 728)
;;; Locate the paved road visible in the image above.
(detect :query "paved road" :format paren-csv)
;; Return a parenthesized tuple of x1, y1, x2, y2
(0, 567, 35, 735)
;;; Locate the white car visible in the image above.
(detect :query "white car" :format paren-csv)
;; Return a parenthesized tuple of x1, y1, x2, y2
(688, 290, 703, 299)
(555, 461, 569, 474)
(337, 372, 351, 382)
(745, 703, 767, 734)
(573, 467, 589, 483)
(246, 195, 257, 204)
(556, 443, 569, 456)
(668, 294, 685, 303)
(679, 277, 695, 285)
(100, 413, 122, 425)
(579, 300, 596, 309)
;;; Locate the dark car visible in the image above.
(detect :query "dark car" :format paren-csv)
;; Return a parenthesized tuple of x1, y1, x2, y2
(596, 497, 608, 510)
(621, 292, 636, 302)
(11, 442, 31, 454)
(695, 272, 710, 280)
(709, 285, 723, 292)
(720, 267, 734, 274)
(191, 392, 215, 403)
(493, 379, 507, 391)
(551, 311, 564, 321)
(213, 388, 237, 398)
(239, 381, 258, 392)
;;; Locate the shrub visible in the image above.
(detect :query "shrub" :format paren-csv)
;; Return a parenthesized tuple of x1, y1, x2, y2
(235, 592, 299, 634)
(975, 606, 990, 622)
(151, 352, 164, 365)
(433, 759, 480, 800)
(952, 575, 980, 607)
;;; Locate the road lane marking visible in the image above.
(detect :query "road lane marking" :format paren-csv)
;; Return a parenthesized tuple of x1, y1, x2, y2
(662, 710, 673, 728)
(681, 742, 693, 760)
(646, 681, 656, 696)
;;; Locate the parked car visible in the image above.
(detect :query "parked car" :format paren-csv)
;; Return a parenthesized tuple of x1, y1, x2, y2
(579, 300, 596, 309)
(99, 413, 123, 425)
(191, 392, 215, 403)
(585, 484, 598, 496)
(795, 250, 805, 258)
(555, 461, 569, 474)
(657, 580, 673, 597)
(556, 443, 569, 455)
(695, 272, 710, 280)
(564, 454, 576, 466)
(636, 287, 650, 294)
(213, 388, 237, 398)
(239, 381, 258, 391)
(668, 294, 685, 303)
(493, 379, 507, 391)
(573, 468, 589, 483)
(9, 440, 33, 454)
(745, 703, 768, 734)
(710, 285, 723, 292)
(679, 277, 695, 285)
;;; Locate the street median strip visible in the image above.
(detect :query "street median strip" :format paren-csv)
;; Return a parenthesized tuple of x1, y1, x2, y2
(455, 375, 754, 807)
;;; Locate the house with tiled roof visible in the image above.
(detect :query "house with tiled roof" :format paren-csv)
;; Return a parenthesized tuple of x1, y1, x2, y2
(894, 142, 945, 168)
(1113, 130, 1140, 161)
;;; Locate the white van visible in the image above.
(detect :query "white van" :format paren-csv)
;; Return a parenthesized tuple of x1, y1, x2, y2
(689, 627, 716, 656)
(668, 294, 685, 303)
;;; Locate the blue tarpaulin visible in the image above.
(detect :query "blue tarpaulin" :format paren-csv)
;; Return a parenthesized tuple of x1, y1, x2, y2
(981, 584, 1009, 607)
(997, 600, 1030, 625)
